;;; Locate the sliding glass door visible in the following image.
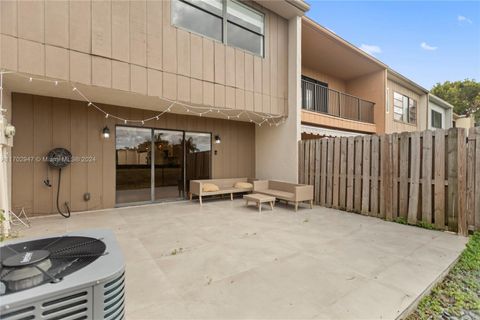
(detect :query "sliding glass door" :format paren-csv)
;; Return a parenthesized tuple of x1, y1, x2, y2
(153, 130, 184, 201)
(115, 127, 211, 205)
(115, 127, 153, 204)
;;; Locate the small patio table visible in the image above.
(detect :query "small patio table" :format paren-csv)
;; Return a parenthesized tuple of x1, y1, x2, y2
(243, 194, 275, 213)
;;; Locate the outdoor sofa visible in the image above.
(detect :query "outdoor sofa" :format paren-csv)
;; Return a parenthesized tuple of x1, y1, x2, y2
(253, 180, 314, 211)
(189, 178, 254, 205)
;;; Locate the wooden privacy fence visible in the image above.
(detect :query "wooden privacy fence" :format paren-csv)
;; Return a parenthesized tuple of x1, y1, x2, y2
(298, 127, 480, 236)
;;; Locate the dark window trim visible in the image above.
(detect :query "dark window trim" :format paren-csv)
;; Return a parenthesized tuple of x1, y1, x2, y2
(172, 0, 265, 57)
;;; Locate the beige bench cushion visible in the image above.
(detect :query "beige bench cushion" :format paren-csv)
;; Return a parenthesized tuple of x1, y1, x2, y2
(202, 183, 219, 192)
(234, 182, 253, 189)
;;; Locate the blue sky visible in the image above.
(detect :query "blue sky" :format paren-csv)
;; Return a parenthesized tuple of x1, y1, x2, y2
(306, 1, 480, 89)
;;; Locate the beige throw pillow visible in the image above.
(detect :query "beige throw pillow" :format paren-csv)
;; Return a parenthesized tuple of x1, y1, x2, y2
(234, 182, 253, 189)
(202, 183, 219, 192)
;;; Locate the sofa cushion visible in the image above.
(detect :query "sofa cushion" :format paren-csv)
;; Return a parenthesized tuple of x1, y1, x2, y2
(202, 183, 219, 192)
(234, 182, 253, 189)
(258, 189, 294, 200)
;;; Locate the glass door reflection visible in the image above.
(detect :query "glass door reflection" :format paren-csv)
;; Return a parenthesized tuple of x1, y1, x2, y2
(116, 127, 153, 204)
(153, 130, 184, 200)
(185, 132, 212, 194)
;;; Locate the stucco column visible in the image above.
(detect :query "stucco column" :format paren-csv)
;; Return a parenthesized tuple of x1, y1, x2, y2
(255, 16, 301, 182)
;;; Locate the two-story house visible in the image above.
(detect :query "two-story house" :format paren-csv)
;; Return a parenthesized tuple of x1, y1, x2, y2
(0, 0, 309, 215)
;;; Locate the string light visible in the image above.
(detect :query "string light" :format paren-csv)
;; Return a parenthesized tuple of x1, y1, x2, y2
(6, 71, 286, 127)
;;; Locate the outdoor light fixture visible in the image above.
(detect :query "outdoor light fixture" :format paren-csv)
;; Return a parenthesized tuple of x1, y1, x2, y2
(102, 126, 110, 139)
(215, 135, 221, 144)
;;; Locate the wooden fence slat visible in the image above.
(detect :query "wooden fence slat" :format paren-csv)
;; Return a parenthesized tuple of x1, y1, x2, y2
(392, 133, 399, 219)
(315, 140, 321, 205)
(399, 132, 409, 219)
(298, 141, 304, 184)
(370, 135, 379, 216)
(326, 138, 334, 207)
(320, 139, 327, 206)
(309, 138, 315, 187)
(332, 138, 341, 208)
(354, 137, 363, 212)
(466, 128, 476, 229)
(457, 129, 467, 236)
(361, 136, 371, 214)
(475, 128, 480, 231)
(434, 129, 446, 229)
(408, 132, 421, 224)
(383, 135, 393, 220)
(422, 130, 433, 223)
(339, 138, 347, 210)
(447, 128, 459, 232)
(346, 137, 355, 211)
(304, 140, 310, 185)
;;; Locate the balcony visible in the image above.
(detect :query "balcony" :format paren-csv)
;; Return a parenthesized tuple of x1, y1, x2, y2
(301, 79, 375, 124)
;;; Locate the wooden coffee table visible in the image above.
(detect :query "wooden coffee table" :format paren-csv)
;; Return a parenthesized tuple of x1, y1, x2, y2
(243, 194, 275, 212)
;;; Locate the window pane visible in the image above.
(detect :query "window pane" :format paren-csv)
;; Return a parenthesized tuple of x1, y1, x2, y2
(394, 92, 403, 101)
(227, 0, 264, 34)
(432, 110, 442, 128)
(226, 22, 263, 55)
(185, 0, 223, 15)
(172, 0, 222, 41)
(409, 99, 417, 123)
(402, 96, 409, 122)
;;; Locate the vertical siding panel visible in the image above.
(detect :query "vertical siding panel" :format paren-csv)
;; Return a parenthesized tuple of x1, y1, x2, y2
(1, 0, 18, 36)
(225, 47, 235, 87)
(18, 0, 44, 42)
(277, 18, 287, 99)
(112, 1, 130, 62)
(269, 14, 278, 114)
(51, 98, 71, 213)
(12, 94, 34, 213)
(214, 42, 225, 85)
(70, 100, 88, 212)
(162, 0, 177, 73)
(33, 96, 52, 214)
(235, 50, 245, 89)
(146, 0, 163, 69)
(177, 29, 191, 76)
(202, 38, 214, 82)
(191, 34, 203, 80)
(45, 1, 68, 47)
(92, 0, 112, 58)
(69, 1, 91, 52)
(130, 0, 147, 65)
(244, 53, 254, 92)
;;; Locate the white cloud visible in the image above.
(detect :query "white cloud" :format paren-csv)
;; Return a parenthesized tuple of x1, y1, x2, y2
(458, 15, 473, 24)
(420, 42, 438, 51)
(359, 44, 382, 56)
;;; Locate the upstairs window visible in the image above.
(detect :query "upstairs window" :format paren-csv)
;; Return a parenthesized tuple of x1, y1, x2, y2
(393, 92, 416, 124)
(172, 0, 265, 56)
(431, 110, 443, 129)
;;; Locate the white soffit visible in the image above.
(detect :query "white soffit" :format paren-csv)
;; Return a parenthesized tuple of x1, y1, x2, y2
(301, 124, 366, 137)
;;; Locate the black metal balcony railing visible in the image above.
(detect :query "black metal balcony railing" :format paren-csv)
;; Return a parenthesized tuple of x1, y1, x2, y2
(301, 79, 375, 124)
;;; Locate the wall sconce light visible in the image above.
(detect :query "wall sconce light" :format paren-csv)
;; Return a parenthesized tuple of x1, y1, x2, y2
(214, 135, 221, 144)
(102, 126, 110, 139)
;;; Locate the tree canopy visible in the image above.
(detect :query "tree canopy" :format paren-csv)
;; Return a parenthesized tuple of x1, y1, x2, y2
(431, 79, 480, 120)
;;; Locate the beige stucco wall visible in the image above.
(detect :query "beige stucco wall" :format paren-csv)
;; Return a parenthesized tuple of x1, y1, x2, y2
(11, 92, 255, 215)
(385, 79, 427, 133)
(256, 16, 301, 183)
(0, 0, 288, 116)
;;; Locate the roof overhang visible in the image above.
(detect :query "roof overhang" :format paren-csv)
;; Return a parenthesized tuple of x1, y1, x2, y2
(429, 94, 454, 110)
(255, 0, 310, 19)
(301, 124, 365, 137)
(302, 17, 387, 81)
(387, 69, 428, 95)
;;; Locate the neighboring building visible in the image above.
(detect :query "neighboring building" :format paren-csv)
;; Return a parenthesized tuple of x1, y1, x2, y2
(299, 18, 430, 139)
(300, 18, 387, 138)
(453, 113, 476, 129)
(428, 94, 454, 130)
(0, 0, 309, 215)
(385, 69, 429, 134)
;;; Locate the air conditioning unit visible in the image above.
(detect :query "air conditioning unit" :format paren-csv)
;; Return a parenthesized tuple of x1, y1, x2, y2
(0, 229, 125, 320)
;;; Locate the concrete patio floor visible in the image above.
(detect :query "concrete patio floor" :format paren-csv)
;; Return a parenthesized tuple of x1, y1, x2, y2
(17, 199, 467, 319)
